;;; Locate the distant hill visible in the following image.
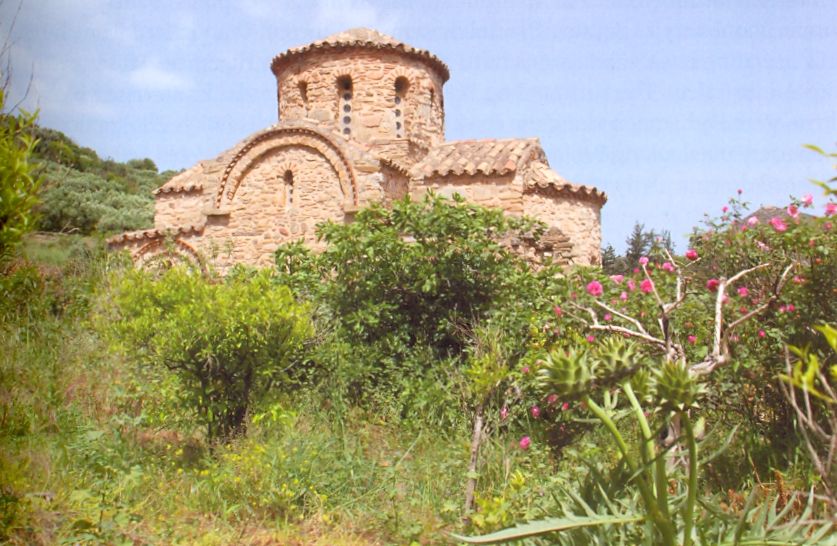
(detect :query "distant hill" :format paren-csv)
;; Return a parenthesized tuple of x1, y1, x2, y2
(29, 124, 178, 235)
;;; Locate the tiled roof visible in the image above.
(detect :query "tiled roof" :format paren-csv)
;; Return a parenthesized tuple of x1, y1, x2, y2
(271, 27, 450, 82)
(410, 138, 542, 178)
(526, 161, 607, 204)
(107, 224, 204, 245)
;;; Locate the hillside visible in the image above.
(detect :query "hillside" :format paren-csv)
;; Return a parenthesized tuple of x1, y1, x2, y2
(30, 125, 178, 235)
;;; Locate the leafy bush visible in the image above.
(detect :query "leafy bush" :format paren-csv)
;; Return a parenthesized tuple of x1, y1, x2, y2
(111, 267, 312, 442)
(0, 91, 42, 262)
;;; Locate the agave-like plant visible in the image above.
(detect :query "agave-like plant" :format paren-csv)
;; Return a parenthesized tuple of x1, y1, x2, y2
(453, 339, 834, 545)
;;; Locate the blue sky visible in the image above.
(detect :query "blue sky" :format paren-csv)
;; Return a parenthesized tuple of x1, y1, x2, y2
(3, 0, 836, 251)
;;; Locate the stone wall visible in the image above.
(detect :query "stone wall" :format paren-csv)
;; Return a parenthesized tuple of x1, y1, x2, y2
(275, 50, 445, 146)
(154, 191, 208, 228)
(522, 190, 601, 265)
(411, 173, 523, 213)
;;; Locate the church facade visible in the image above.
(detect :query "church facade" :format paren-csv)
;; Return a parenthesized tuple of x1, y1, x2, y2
(109, 28, 606, 272)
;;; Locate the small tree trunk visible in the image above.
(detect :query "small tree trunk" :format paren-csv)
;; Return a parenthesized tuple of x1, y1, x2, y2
(464, 402, 485, 516)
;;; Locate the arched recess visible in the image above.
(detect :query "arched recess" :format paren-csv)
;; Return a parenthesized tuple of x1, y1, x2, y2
(134, 238, 207, 276)
(215, 127, 357, 209)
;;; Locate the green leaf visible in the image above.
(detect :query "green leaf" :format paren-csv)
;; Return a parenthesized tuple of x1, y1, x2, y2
(450, 514, 643, 544)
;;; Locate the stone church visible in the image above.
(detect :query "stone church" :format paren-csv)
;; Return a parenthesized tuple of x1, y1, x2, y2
(109, 28, 606, 271)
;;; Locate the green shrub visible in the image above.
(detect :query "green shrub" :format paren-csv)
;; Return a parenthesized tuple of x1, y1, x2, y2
(111, 267, 312, 442)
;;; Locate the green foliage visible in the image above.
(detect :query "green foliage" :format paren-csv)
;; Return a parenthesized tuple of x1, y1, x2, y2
(29, 124, 172, 235)
(0, 91, 42, 262)
(111, 267, 312, 442)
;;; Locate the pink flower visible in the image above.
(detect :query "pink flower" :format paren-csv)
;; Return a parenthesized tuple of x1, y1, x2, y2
(586, 280, 604, 297)
(619, 291, 628, 301)
(737, 286, 749, 297)
(787, 304, 795, 312)
(803, 194, 814, 207)
(825, 222, 833, 231)
(553, 305, 562, 317)
(706, 278, 720, 292)
(747, 216, 759, 226)
(662, 261, 675, 272)
(737, 188, 743, 195)
(787, 204, 799, 220)
(500, 406, 509, 420)
(626, 279, 636, 292)
(530, 406, 541, 419)
(685, 249, 699, 260)
(756, 240, 770, 252)
(609, 274, 624, 284)
(688, 335, 697, 344)
(546, 393, 559, 405)
(519, 436, 531, 450)
(769, 217, 787, 232)
(792, 275, 804, 284)
(758, 330, 766, 338)
(561, 402, 570, 411)
(586, 335, 596, 343)
(521, 366, 530, 374)
(603, 313, 613, 322)
(722, 206, 729, 213)
(639, 256, 649, 266)
(826, 202, 836, 217)
(640, 279, 654, 293)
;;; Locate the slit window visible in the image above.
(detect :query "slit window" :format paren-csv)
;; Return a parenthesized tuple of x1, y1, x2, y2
(337, 75, 352, 135)
(283, 170, 294, 209)
(394, 77, 409, 137)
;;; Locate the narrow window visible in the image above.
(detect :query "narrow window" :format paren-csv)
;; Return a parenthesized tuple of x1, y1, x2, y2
(337, 75, 352, 135)
(394, 77, 409, 137)
(298, 81, 308, 108)
(283, 170, 294, 209)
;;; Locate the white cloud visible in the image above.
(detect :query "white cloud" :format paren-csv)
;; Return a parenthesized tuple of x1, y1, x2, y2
(128, 59, 192, 91)
(313, 0, 400, 34)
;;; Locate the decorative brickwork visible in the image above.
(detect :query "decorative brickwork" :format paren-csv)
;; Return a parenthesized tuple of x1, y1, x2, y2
(109, 28, 606, 272)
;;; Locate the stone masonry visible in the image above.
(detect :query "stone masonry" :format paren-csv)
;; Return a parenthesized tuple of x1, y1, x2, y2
(109, 28, 607, 272)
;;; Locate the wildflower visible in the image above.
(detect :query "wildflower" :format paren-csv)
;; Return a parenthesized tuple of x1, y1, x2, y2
(586, 280, 604, 297)
(730, 335, 740, 343)
(553, 305, 562, 317)
(619, 291, 628, 301)
(546, 393, 559, 405)
(737, 188, 743, 195)
(826, 202, 836, 217)
(603, 313, 613, 322)
(561, 402, 570, 411)
(640, 279, 654, 293)
(803, 194, 814, 207)
(639, 256, 649, 266)
(792, 275, 804, 284)
(685, 249, 699, 260)
(787, 204, 799, 220)
(530, 406, 541, 419)
(737, 286, 749, 297)
(706, 278, 720, 292)
(747, 216, 759, 226)
(688, 335, 697, 344)
(586, 335, 596, 343)
(609, 274, 624, 284)
(769, 217, 787, 232)
(627, 279, 636, 292)
(662, 261, 675, 272)
(519, 436, 531, 450)
(825, 222, 833, 231)
(758, 330, 766, 338)
(787, 304, 795, 312)
(521, 366, 530, 374)
(500, 406, 509, 420)
(756, 240, 770, 252)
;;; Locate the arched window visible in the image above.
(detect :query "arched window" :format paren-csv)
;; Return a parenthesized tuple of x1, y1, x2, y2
(337, 75, 352, 135)
(394, 76, 409, 138)
(283, 170, 294, 209)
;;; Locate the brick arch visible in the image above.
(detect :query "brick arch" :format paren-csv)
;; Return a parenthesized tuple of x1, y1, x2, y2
(134, 238, 207, 275)
(215, 127, 357, 208)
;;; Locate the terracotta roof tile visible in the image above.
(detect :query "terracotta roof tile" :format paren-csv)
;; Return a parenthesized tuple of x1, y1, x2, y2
(271, 27, 450, 82)
(526, 161, 607, 204)
(410, 138, 541, 178)
(107, 224, 204, 245)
